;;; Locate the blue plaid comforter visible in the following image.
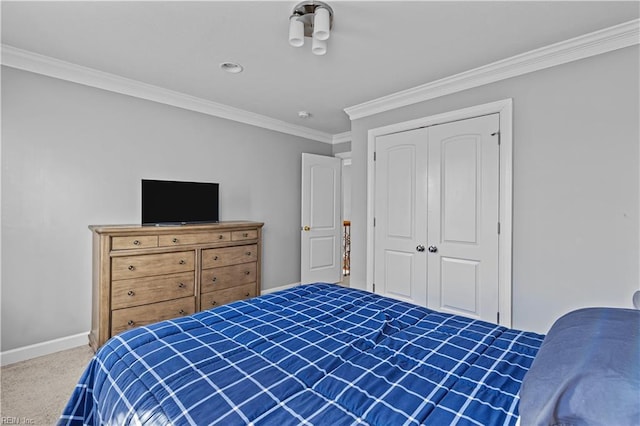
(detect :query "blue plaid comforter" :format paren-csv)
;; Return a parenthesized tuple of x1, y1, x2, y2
(60, 284, 543, 425)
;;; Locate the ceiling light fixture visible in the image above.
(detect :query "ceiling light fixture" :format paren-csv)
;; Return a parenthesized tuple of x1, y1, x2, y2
(288, 1, 334, 56)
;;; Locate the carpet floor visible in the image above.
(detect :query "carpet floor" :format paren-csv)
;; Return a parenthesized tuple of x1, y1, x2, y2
(1, 345, 94, 425)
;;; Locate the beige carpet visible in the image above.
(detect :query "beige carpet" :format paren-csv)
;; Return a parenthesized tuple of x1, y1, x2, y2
(1, 345, 94, 425)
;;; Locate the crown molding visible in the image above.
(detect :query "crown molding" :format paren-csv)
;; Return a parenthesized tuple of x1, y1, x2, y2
(1, 44, 334, 144)
(345, 19, 640, 120)
(332, 131, 352, 144)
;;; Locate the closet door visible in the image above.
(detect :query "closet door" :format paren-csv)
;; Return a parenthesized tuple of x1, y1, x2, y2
(374, 128, 428, 306)
(426, 114, 500, 322)
(374, 114, 500, 324)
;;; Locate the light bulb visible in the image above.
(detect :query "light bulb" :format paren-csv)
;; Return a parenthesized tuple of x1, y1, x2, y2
(313, 7, 330, 41)
(288, 15, 304, 47)
(312, 35, 327, 55)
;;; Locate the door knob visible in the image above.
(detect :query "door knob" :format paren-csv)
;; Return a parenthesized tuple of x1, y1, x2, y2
(302, 226, 311, 231)
(416, 245, 425, 252)
(428, 245, 438, 253)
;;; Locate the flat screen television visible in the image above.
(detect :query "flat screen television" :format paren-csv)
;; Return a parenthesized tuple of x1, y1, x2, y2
(142, 179, 219, 225)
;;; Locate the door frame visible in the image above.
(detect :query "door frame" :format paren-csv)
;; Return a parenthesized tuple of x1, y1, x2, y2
(366, 99, 513, 327)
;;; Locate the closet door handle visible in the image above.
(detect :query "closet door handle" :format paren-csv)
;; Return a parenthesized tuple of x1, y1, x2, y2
(416, 245, 425, 252)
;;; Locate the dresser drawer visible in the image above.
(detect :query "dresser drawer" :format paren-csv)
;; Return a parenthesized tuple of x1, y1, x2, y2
(232, 229, 258, 241)
(111, 272, 195, 310)
(112, 235, 159, 251)
(111, 296, 195, 336)
(159, 232, 230, 247)
(201, 262, 257, 293)
(112, 251, 194, 280)
(200, 283, 257, 310)
(202, 245, 258, 269)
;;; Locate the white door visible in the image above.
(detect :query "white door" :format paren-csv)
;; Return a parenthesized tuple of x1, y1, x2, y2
(427, 115, 500, 322)
(374, 114, 500, 323)
(301, 153, 342, 284)
(374, 128, 428, 305)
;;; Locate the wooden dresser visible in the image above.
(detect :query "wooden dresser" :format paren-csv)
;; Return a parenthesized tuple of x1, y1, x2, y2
(89, 221, 263, 351)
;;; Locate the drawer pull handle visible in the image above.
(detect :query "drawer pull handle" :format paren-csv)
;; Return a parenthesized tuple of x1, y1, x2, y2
(179, 309, 186, 315)
(212, 277, 217, 282)
(214, 256, 219, 261)
(246, 252, 252, 256)
(178, 282, 185, 288)
(245, 292, 250, 297)
(243, 233, 249, 237)
(128, 265, 135, 271)
(127, 290, 135, 296)
(245, 271, 250, 275)
(172, 238, 178, 243)
(218, 235, 224, 239)
(127, 320, 135, 326)
(211, 301, 217, 306)
(179, 259, 186, 265)
(133, 240, 141, 245)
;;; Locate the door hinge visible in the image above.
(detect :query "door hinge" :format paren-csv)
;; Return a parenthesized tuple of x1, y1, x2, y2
(373, 283, 376, 293)
(373, 217, 376, 227)
(373, 151, 377, 161)
(497, 312, 500, 324)
(492, 131, 501, 145)
(497, 222, 501, 234)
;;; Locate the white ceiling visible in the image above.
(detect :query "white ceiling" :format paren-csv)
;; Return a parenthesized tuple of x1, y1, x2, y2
(2, 1, 638, 137)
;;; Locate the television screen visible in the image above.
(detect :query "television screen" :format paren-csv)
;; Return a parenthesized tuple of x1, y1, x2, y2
(142, 179, 219, 225)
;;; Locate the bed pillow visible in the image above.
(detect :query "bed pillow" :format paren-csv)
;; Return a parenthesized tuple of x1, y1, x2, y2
(519, 307, 640, 426)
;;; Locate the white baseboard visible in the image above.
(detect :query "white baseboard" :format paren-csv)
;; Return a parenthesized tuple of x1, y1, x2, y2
(1, 332, 88, 366)
(261, 282, 301, 295)
(261, 280, 350, 295)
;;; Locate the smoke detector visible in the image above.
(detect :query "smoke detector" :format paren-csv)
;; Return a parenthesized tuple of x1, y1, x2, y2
(219, 62, 243, 74)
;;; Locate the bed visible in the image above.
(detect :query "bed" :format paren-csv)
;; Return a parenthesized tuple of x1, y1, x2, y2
(59, 283, 638, 425)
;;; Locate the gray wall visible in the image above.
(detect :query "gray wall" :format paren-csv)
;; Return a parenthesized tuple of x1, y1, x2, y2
(1, 67, 332, 351)
(350, 46, 639, 334)
(332, 141, 351, 155)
